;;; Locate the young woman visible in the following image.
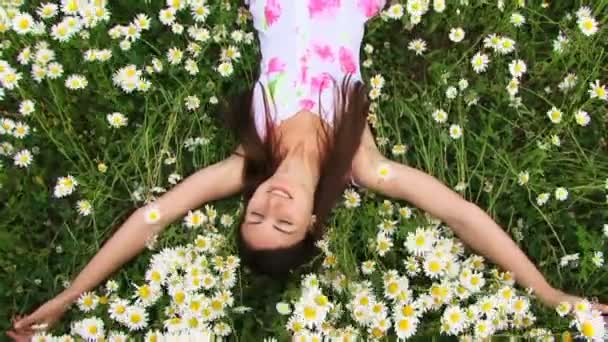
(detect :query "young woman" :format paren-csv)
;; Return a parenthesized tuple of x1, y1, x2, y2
(8, 0, 608, 340)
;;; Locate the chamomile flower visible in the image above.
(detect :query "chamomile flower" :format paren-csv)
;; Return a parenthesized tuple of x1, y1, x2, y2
(369, 87, 381, 100)
(578, 16, 598, 36)
(517, 170, 529, 186)
(183, 210, 207, 228)
(124, 305, 148, 331)
(343, 189, 361, 208)
(509, 59, 527, 78)
(574, 313, 606, 340)
(432, 108, 448, 123)
(12, 13, 35, 34)
(496, 37, 516, 54)
(143, 204, 162, 224)
(449, 124, 462, 139)
(392, 144, 407, 156)
(73, 317, 105, 341)
(441, 305, 466, 335)
(54, 175, 78, 198)
(77, 291, 99, 312)
(386, 4, 404, 19)
(376, 162, 392, 180)
(220, 214, 234, 228)
(47, 62, 64, 78)
(394, 316, 418, 339)
(221, 45, 241, 61)
(13, 149, 33, 168)
(574, 109, 590, 126)
(76, 199, 93, 216)
(185, 95, 200, 111)
(408, 38, 427, 55)
(448, 27, 465, 43)
(471, 52, 490, 73)
(217, 61, 233, 77)
(546, 106, 563, 123)
(510, 12, 525, 27)
(370, 74, 385, 89)
(535, 192, 550, 206)
(167, 47, 183, 65)
(38, 3, 59, 19)
(588, 80, 607, 101)
(591, 251, 604, 267)
(555, 301, 572, 317)
(376, 233, 393, 256)
(433, 0, 446, 12)
(554, 187, 568, 201)
(361, 260, 376, 275)
(107, 112, 128, 128)
(65, 74, 88, 90)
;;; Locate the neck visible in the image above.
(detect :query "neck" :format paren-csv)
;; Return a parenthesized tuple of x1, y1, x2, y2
(276, 138, 322, 189)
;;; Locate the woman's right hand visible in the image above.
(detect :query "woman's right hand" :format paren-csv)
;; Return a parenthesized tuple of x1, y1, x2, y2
(6, 295, 72, 341)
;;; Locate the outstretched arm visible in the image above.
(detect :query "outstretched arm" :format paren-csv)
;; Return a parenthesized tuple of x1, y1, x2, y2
(61, 148, 246, 302)
(351, 126, 569, 307)
(10, 149, 246, 337)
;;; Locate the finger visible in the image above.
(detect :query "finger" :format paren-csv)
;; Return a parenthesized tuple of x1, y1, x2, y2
(14, 314, 36, 330)
(6, 330, 31, 342)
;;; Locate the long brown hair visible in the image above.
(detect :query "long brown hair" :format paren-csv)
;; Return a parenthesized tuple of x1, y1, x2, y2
(222, 73, 371, 278)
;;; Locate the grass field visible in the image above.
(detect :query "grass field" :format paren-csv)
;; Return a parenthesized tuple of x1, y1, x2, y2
(1, 0, 607, 341)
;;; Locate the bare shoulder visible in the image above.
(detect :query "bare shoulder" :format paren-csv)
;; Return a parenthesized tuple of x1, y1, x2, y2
(351, 125, 388, 186)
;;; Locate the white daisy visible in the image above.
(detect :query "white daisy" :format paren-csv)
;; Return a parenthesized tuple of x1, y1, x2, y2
(554, 187, 568, 201)
(546, 106, 563, 124)
(13, 149, 33, 168)
(107, 112, 128, 128)
(217, 62, 233, 77)
(12, 13, 35, 34)
(143, 204, 162, 224)
(449, 124, 463, 139)
(448, 27, 465, 43)
(588, 80, 607, 101)
(77, 291, 99, 312)
(471, 52, 490, 73)
(578, 16, 599, 36)
(574, 109, 591, 126)
(508, 59, 527, 78)
(432, 108, 448, 123)
(73, 317, 104, 341)
(76, 199, 93, 216)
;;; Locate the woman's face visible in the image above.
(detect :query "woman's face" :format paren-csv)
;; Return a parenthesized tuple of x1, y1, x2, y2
(241, 173, 315, 249)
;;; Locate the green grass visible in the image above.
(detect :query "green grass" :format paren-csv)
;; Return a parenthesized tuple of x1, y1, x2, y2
(0, 0, 607, 341)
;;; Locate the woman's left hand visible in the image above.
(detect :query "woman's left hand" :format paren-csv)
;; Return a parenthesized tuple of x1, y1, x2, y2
(541, 288, 608, 314)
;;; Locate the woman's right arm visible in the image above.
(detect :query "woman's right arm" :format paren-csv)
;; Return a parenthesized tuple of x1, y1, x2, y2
(60, 148, 245, 303)
(10, 148, 245, 335)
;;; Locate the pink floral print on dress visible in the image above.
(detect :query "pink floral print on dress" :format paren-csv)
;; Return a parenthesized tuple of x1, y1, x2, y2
(299, 98, 316, 110)
(313, 43, 335, 62)
(310, 72, 334, 93)
(338, 47, 356, 74)
(264, 0, 281, 27)
(249, 0, 386, 140)
(308, 0, 341, 19)
(267, 57, 286, 74)
(357, 0, 383, 18)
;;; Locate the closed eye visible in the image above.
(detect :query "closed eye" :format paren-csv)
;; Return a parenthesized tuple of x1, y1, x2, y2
(248, 211, 263, 224)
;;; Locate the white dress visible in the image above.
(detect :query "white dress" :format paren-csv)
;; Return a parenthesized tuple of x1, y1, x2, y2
(245, 0, 387, 139)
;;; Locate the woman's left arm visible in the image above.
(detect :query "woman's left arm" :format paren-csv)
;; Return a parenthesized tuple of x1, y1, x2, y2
(351, 126, 561, 306)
